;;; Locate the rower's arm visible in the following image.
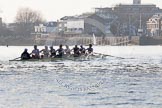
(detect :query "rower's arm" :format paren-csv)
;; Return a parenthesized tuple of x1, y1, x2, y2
(39, 49, 44, 52)
(70, 48, 74, 51)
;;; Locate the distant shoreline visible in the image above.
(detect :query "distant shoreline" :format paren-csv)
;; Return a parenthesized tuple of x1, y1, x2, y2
(1, 36, 162, 46)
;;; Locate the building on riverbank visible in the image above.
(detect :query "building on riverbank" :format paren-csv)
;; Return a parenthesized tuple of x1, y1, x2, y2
(146, 14, 162, 36)
(93, 0, 162, 36)
(94, 8, 117, 35)
(31, 21, 57, 39)
(114, 4, 160, 36)
(58, 13, 106, 36)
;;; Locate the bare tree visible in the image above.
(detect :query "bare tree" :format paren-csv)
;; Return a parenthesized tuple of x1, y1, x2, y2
(15, 7, 45, 37)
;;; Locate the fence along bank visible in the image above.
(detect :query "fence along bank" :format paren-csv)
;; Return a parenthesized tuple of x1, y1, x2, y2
(34, 35, 140, 46)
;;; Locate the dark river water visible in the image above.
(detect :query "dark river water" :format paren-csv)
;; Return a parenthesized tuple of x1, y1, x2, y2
(0, 46, 162, 108)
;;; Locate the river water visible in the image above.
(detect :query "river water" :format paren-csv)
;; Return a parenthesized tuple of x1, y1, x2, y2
(0, 46, 162, 108)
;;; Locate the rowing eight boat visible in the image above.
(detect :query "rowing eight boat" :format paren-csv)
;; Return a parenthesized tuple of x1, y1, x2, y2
(9, 54, 103, 62)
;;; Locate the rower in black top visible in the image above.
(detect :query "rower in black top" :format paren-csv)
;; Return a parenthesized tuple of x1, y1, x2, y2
(79, 45, 86, 55)
(73, 45, 80, 57)
(86, 44, 93, 54)
(50, 46, 56, 58)
(21, 48, 31, 60)
(56, 44, 64, 58)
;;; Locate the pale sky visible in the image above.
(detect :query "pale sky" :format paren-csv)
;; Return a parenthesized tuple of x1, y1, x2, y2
(0, 0, 161, 23)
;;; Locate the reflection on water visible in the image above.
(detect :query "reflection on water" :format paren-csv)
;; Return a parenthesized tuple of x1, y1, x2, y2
(0, 46, 162, 108)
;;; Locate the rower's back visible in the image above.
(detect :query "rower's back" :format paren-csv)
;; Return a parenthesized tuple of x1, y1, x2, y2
(73, 45, 80, 57)
(42, 46, 49, 58)
(65, 45, 71, 56)
(87, 44, 93, 54)
(80, 45, 86, 54)
(56, 45, 64, 57)
(21, 49, 31, 60)
(50, 46, 56, 57)
(32, 45, 40, 59)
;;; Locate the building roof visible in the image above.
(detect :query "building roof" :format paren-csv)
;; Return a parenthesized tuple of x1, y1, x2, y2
(95, 7, 113, 11)
(60, 16, 76, 20)
(150, 14, 162, 19)
(115, 3, 156, 7)
(78, 13, 94, 19)
(45, 21, 57, 27)
(60, 13, 96, 21)
(34, 21, 57, 27)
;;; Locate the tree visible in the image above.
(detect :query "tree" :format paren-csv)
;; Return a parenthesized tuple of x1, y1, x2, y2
(15, 7, 45, 37)
(0, 22, 14, 36)
(110, 21, 123, 36)
(110, 23, 118, 36)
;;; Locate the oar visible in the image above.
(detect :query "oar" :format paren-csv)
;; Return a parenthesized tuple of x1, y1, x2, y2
(9, 57, 21, 61)
(94, 52, 125, 59)
(85, 53, 92, 59)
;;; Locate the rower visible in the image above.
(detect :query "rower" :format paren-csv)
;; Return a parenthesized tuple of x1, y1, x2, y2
(56, 44, 64, 58)
(64, 45, 71, 57)
(21, 48, 31, 60)
(86, 44, 93, 54)
(49, 46, 56, 58)
(31, 45, 40, 59)
(73, 45, 80, 57)
(40, 46, 49, 58)
(79, 45, 86, 55)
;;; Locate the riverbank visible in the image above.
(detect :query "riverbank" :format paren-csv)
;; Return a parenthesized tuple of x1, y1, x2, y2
(0, 36, 35, 46)
(1, 35, 162, 46)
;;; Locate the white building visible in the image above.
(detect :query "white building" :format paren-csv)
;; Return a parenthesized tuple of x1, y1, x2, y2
(58, 14, 106, 36)
(34, 24, 47, 33)
(58, 16, 84, 35)
(33, 22, 57, 39)
(66, 19, 84, 34)
(147, 14, 162, 36)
